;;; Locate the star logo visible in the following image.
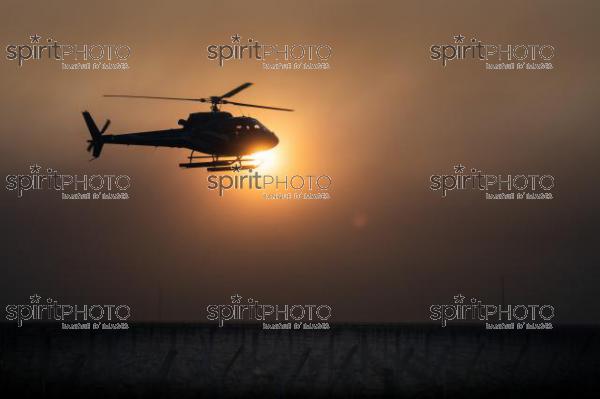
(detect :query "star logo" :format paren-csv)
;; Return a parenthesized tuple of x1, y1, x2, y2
(29, 294, 41, 304)
(232, 164, 241, 173)
(454, 164, 465, 173)
(231, 34, 241, 44)
(231, 294, 242, 304)
(453, 293, 465, 304)
(453, 34, 465, 44)
(30, 164, 41, 174)
(30, 34, 41, 43)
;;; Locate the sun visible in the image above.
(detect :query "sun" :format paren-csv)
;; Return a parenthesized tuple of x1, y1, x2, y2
(251, 150, 278, 172)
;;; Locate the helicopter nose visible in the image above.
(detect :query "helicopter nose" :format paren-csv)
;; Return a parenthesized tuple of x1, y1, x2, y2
(271, 133, 279, 147)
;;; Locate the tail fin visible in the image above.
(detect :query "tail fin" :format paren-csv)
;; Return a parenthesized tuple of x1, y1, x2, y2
(83, 111, 110, 158)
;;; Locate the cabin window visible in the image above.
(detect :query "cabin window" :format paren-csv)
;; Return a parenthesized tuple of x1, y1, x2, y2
(254, 124, 260, 129)
(236, 125, 242, 130)
(246, 125, 250, 130)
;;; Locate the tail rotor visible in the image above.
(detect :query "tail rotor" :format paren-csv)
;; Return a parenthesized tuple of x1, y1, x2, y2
(82, 111, 110, 158)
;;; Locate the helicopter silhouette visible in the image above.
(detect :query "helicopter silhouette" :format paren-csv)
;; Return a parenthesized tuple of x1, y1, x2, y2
(83, 82, 292, 171)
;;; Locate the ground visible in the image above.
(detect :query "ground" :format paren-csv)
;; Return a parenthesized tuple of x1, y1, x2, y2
(1, 323, 598, 398)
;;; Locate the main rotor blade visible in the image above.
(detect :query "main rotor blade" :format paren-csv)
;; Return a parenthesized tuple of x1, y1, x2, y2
(222, 100, 293, 112)
(104, 94, 205, 102)
(220, 82, 253, 99)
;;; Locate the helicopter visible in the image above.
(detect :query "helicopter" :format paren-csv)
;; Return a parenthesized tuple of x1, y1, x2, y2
(82, 82, 292, 172)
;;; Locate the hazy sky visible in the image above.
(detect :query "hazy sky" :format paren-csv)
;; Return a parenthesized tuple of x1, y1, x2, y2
(1, 0, 599, 323)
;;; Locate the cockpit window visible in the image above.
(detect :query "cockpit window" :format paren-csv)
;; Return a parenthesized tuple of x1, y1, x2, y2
(231, 119, 267, 133)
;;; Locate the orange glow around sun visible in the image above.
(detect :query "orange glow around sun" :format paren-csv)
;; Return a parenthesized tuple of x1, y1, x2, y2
(251, 150, 278, 173)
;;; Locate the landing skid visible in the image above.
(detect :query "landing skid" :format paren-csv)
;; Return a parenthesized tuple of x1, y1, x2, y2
(179, 151, 259, 172)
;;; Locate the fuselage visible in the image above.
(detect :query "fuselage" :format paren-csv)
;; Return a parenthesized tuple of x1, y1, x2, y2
(101, 115, 279, 157)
